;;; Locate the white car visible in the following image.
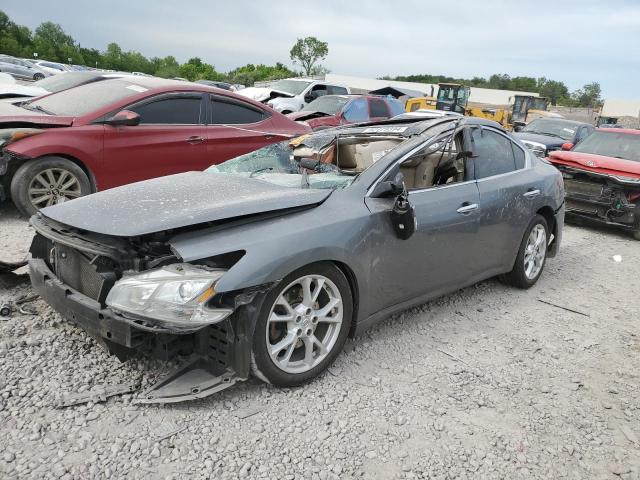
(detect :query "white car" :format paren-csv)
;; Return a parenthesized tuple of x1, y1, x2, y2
(237, 78, 350, 114)
(31, 60, 66, 75)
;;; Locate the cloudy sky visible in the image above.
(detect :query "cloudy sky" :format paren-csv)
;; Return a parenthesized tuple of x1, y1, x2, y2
(3, 0, 639, 98)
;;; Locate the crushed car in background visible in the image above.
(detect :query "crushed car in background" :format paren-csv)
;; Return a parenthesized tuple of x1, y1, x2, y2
(549, 128, 640, 240)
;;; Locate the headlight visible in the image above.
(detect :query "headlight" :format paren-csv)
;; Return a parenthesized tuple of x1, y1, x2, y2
(106, 264, 232, 332)
(0, 128, 44, 148)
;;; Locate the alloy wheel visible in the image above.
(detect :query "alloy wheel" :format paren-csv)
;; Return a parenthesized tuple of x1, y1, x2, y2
(266, 274, 343, 374)
(28, 168, 82, 209)
(524, 224, 546, 280)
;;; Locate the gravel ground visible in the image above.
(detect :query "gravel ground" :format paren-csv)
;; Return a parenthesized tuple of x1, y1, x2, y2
(0, 204, 639, 480)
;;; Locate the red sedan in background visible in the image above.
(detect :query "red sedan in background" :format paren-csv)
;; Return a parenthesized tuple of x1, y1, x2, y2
(286, 94, 405, 130)
(548, 128, 640, 240)
(0, 77, 309, 215)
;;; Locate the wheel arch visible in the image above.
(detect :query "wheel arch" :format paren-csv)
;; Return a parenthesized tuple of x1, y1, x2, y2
(536, 205, 557, 256)
(331, 260, 360, 338)
(11, 153, 97, 193)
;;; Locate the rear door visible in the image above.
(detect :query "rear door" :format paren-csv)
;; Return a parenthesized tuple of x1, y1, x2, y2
(470, 126, 539, 273)
(203, 94, 281, 168)
(101, 92, 207, 189)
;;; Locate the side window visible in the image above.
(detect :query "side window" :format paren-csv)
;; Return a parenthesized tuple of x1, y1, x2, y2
(130, 96, 202, 124)
(327, 85, 348, 95)
(343, 98, 369, 122)
(210, 97, 266, 124)
(513, 144, 526, 170)
(399, 132, 466, 190)
(369, 98, 389, 118)
(310, 84, 328, 98)
(471, 128, 517, 179)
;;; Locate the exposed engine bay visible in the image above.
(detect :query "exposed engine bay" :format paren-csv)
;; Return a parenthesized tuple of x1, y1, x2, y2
(557, 165, 640, 234)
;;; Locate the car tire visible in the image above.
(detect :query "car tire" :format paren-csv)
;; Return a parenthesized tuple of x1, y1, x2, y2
(500, 214, 549, 289)
(33, 73, 45, 81)
(633, 205, 640, 241)
(250, 262, 352, 387)
(10, 157, 92, 216)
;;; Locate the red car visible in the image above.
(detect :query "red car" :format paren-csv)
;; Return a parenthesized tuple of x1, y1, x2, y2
(548, 128, 640, 240)
(286, 94, 405, 130)
(0, 77, 309, 215)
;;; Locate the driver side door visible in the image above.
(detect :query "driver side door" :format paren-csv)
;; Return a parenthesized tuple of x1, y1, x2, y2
(101, 92, 207, 189)
(363, 131, 482, 315)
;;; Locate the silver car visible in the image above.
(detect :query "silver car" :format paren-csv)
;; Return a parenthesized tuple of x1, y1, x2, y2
(0, 56, 50, 81)
(28, 116, 564, 403)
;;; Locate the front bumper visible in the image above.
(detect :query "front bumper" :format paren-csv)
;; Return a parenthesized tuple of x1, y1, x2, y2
(28, 257, 248, 403)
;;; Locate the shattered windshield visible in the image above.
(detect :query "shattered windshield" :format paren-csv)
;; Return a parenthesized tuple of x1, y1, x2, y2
(573, 131, 640, 162)
(522, 119, 578, 141)
(302, 96, 349, 115)
(206, 139, 358, 190)
(270, 80, 312, 95)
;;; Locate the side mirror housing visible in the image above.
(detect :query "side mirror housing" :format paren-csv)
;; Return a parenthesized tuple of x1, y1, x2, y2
(371, 171, 406, 198)
(561, 142, 574, 151)
(104, 110, 140, 127)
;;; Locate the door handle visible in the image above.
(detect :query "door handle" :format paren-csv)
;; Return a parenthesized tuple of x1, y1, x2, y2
(186, 135, 204, 144)
(456, 202, 479, 215)
(523, 189, 540, 198)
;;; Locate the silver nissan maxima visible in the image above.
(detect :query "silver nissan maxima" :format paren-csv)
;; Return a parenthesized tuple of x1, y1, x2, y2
(28, 116, 564, 403)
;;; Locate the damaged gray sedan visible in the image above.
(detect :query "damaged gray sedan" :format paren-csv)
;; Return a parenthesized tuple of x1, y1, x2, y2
(28, 116, 565, 403)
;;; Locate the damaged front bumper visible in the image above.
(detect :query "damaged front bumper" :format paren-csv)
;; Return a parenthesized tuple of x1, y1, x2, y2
(560, 167, 640, 231)
(28, 257, 254, 403)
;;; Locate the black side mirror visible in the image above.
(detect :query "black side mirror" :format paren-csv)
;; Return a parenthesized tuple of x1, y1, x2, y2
(370, 171, 406, 198)
(104, 110, 140, 127)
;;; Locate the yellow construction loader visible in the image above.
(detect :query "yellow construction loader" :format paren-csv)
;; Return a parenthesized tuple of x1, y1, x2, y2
(405, 83, 552, 130)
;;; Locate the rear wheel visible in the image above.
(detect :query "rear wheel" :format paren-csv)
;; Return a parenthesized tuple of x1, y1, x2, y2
(251, 263, 352, 386)
(33, 73, 45, 81)
(500, 215, 549, 289)
(10, 157, 92, 216)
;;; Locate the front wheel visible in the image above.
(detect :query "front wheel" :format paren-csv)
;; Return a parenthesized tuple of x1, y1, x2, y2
(500, 215, 549, 289)
(10, 157, 92, 216)
(251, 263, 352, 387)
(33, 73, 45, 81)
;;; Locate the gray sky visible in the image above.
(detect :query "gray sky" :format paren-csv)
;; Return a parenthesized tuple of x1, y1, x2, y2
(3, 0, 639, 98)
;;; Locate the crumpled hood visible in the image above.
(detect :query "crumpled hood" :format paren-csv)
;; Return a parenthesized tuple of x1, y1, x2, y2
(40, 171, 332, 237)
(549, 151, 640, 179)
(236, 87, 295, 103)
(513, 132, 566, 149)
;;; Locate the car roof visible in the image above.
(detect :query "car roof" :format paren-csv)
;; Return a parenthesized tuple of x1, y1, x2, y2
(597, 127, 640, 135)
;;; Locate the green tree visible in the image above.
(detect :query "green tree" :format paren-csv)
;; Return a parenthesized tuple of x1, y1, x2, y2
(536, 78, 570, 105)
(289, 37, 328, 76)
(571, 82, 602, 108)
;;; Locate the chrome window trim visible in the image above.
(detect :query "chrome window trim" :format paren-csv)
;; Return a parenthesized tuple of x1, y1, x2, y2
(408, 179, 476, 195)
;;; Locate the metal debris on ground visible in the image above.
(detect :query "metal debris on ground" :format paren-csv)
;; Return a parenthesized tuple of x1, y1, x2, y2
(0, 303, 13, 317)
(233, 406, 264, 420)
(537, 299, 590, 317)
(154, 421, 187, 442)
(58, 383, 138, 407)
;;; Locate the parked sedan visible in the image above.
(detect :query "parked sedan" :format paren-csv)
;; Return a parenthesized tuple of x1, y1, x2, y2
(286, 94, 405, 130)
(513, 118, 594, 158)
(548, 128, 640, 239)
(0, 55, 51, 81)
(0, 77, 309, 215)
(27, 116, 564, 403)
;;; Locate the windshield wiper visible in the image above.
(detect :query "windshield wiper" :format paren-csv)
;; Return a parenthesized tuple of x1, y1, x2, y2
(21, 103, 54, 115)
(249, 167, 274, 178)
